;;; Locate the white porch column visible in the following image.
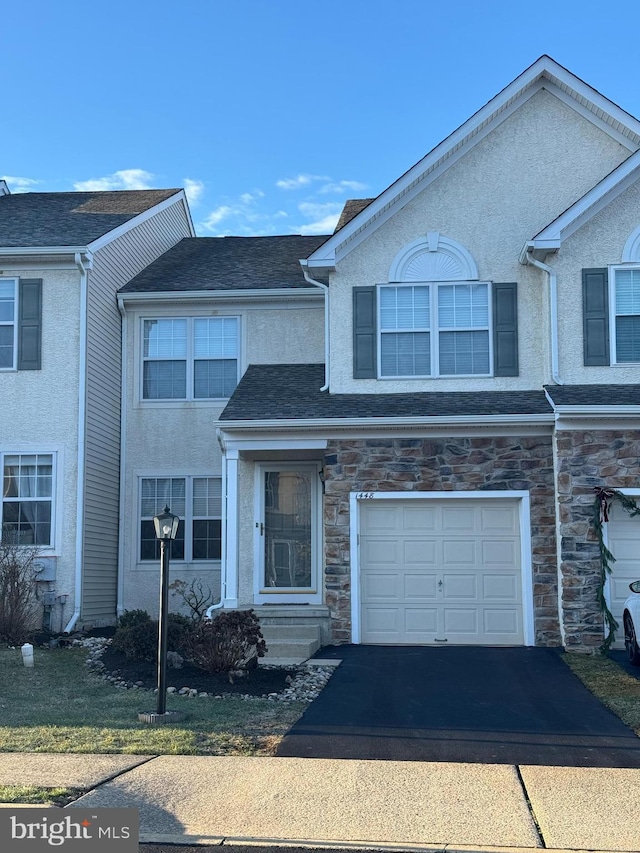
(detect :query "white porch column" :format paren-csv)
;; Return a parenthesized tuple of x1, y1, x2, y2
(223, 448, 240, 608)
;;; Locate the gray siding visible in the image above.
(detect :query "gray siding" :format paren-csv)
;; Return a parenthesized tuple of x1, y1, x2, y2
(81, 199, 191, 622)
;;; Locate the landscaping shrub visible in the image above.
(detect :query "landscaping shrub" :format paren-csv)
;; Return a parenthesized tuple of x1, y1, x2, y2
(0, 534, 41, 644)
(187, 609, 267, 676)
(117, 609, 151, 629)
(111, 610, 194, 661)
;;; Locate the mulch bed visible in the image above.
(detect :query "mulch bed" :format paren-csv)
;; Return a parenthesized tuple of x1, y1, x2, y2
(99, 644, 290, 696)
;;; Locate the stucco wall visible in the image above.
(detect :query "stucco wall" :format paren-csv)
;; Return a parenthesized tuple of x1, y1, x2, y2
(328, 89, 630, 394)
(553, 180, 640, 383)
(121, 299, 324, 615)
(0, 267, 81, 629)
(323, 435, 559, 645)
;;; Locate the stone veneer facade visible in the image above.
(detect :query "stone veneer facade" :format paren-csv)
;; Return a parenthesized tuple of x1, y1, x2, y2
(322, 435, 560, 645)
(556, 429, 640, 650)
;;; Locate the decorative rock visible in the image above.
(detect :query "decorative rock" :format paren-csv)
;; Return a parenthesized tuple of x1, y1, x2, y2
(166, 686, 177, 694)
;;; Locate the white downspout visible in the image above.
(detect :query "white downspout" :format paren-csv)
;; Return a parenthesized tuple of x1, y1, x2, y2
(116, 296, 127, 618)
(65, 251, 93, 633)
(524, 248, 564, 385)
(206, 428, 227, 616)
(301, 263, 329, 391)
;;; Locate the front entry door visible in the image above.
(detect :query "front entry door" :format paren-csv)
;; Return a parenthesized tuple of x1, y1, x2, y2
(254, 464, 321, 604)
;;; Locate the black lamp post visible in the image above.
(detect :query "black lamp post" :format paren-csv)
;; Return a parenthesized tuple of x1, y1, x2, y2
(153, 504, 179, 716)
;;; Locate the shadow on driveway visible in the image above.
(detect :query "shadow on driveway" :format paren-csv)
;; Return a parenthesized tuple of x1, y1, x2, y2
(277, 646, 640, 767)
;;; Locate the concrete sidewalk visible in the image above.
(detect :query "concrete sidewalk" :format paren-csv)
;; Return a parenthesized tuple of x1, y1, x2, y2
(1, 753, 640, 852)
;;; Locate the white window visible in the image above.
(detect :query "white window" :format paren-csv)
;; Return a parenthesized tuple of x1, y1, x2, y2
(612, 267, 640, 363)
(142, 317, 239, 400)
(379, 283, 490, 377)
(139, 476, 222, 562)
(0, 278, 17, 370)
(1, 453, 54, 546)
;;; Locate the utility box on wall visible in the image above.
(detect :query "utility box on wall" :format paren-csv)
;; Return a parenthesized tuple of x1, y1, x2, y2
(34, 557, 57, 582)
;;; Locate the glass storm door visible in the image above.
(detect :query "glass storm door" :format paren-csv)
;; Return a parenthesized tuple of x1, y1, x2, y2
(255, 465, 320, 603)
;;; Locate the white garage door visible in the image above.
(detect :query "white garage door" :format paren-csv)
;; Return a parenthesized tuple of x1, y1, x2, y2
(360, 499, 523, 645)
(606, 501, 640, 649)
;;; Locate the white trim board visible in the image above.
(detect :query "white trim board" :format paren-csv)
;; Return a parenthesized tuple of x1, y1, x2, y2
(349, 490, 535, 647)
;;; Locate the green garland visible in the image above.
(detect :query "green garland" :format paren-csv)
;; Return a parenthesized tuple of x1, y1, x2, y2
(592, 487, 640, 652)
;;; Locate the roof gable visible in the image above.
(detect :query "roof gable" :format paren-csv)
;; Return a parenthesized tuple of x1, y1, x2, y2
(305, 56, 640, 271)
(0, 189, 182, 249)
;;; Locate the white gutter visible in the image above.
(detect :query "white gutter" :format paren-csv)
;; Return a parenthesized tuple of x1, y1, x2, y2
(0, 246, 89, 256)
(118, 287, 322, 304)
(522, 246, 564, 385)
(65, 251, 94, 632)
(300, 262, 329, 391)
(220, 412, 554, 431)
(116, 296, 128, 618)
(205, 428, 227, 617)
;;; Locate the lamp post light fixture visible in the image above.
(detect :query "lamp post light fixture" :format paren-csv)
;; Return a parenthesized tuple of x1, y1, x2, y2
(138, 505, 185, 724)
(154, 505, 179, 716)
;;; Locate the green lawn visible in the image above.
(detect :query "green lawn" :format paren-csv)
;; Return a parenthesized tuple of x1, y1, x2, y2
(564, 652, 640, 735)
(0, 647, 305, 755)
(0, 786, 81, 805)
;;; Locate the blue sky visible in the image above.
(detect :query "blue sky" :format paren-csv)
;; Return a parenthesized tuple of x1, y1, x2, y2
(4, 0, 640, 236)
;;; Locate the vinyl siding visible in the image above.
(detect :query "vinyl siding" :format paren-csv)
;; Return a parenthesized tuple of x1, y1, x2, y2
(81, 199, 191, 622)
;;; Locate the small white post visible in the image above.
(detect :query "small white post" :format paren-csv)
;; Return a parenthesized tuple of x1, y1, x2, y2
(21, 643, 34, 667)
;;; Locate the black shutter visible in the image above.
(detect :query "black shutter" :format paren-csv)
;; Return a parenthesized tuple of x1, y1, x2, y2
(582, 268, 609, 365)
(18, 278, 42, 370)
(493, 282, 518, 376)
(353, 286, 377, 378)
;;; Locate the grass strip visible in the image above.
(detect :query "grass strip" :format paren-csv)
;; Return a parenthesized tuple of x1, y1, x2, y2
(563, 652, 640, 735)
(0, 786, 83, 806)
(0, 647, 305, 755)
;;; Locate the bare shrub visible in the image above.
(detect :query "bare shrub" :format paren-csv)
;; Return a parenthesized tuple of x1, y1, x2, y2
(0, 534, 41, 643)
(187, 610, 267, 679)
(168, 577, 213, 622)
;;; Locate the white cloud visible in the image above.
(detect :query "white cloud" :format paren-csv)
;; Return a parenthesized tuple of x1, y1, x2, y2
(296, 201, 343, 235)
(73, 169, 155, 192)
(240, 190, 265, 204)
(183, 178, 205, 206)
(2, 175, 40, 193)
(201, 205, 234, 229)
(319, 179, 368, 195)
(276, 174, 327, 190)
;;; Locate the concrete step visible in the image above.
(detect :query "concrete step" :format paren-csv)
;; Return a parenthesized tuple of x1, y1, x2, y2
(260, 624, 321, 641)
(261, 637, 321, 663)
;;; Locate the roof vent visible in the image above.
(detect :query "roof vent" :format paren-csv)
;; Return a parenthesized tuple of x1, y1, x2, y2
(0, 180, 10, 197)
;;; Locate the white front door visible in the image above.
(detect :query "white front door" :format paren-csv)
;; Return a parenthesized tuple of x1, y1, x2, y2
(359, 498, 523, 645)
(254, 464, 322, 604)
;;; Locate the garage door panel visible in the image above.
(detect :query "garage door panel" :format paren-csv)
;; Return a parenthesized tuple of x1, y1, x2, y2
(361, 539, 397, 563)
(404, 573, 438, 599)
(403, 506, 437, 531)
(480, 506, 519, 531)
(404, 539, 437, 563)
(483, 573, 518, 600)
(482, 539, 517, 564)
(405, 608, 438, 633)
(362, 573, 401, 600)
(484, 609, 520, 635)
(360, 499, 523, 645)
(443, 608, 478, 634)
(442, 573, 477, 599)
(441, 506, 476, 531)
(443, 539, 476, 564)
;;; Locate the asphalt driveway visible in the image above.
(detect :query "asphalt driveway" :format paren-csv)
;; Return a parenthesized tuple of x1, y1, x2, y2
(277, 645, 640, 766)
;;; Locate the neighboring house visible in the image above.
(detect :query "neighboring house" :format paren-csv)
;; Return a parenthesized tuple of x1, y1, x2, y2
(7, 55, 640, 660)
(0, 185, 193, 632)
